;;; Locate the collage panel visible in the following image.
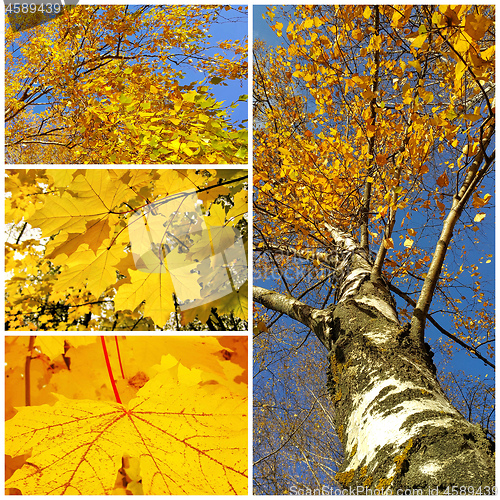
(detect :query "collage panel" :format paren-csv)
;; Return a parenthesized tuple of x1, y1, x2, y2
(5, 4, 248, 164)
(5, 335, 248, 494)
(6, 168, 248, 331)
(253, 4, 495, 496)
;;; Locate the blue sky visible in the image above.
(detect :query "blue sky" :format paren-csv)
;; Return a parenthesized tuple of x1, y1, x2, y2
(182, 6, 248, 124)
(253, 5, 273, 44)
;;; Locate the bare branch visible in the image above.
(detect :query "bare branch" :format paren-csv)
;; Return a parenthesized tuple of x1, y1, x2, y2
(254, 286, 332, 347)
(389, 283, 494, 369)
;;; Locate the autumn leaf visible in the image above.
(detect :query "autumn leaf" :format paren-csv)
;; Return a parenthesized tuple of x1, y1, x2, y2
(472, 192, 492, 208)
(436, 171, 449, 188)
(28, 169, 129, 242)
(383, 238, 394, 249)
(113, 268, 178, 327)
(6, 169, 248, 331)
(436, 199, 446, 211)
(6, 367, 248, 495)
(404, 237, 414, 248)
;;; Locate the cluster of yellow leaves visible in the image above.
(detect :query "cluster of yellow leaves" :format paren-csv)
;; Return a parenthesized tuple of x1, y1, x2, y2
(6, 169, 248, 330)
(6, 5, 248, 164)
(255, 5, 494, 264)
(5, 336, 248, 495)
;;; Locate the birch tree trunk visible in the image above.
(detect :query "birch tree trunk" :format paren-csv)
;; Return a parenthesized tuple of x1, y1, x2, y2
(254, 228, 495, 493)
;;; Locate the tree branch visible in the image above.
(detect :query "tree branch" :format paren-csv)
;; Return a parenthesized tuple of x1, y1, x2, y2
(254, 286, 331, 347)
(390, 283, 494, 369)
(410, 120, 494, 342)
(359, 6, 380, 252)
(253, 403, 316, 466)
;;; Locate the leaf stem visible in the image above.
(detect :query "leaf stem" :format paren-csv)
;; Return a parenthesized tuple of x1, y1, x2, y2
(101, 336, 122, 404)
(25, 336, 36, 406)
(114, 336, 125, 379)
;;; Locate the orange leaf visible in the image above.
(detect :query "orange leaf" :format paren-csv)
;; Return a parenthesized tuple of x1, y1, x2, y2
(436, 172, 449, 188)
(472, 192, 492, 208)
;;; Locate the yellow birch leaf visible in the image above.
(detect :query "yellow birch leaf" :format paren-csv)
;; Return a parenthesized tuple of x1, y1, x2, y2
(352, 29, 363, 41)
(408, 59, 422, 73)
(436, 172, 449, 188)
(454, 31, 473, 53)
(474, 213, 486, 222)
(455, 59, 467, 81)
(411, 33, 427, 48)
(384, 238, 394, 249)
(404, 238, 414, 248)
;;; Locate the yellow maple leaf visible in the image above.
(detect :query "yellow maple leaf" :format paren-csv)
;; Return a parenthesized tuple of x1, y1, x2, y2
(6, 370, 248, 494)
(227, 189, 248, 224)
(28, 170, 129, 239)
(113, 269, 177, 327)
(51, 243, 126, 298)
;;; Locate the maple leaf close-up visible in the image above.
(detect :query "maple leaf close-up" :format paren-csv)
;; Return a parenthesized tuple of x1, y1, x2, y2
(253, 4, 495, 494)
(5, 335, 248, 495)
(5, 4, 248, 164)
(5, 169, 248, 331)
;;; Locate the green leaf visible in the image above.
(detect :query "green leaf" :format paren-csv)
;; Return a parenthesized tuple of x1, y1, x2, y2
(234, 146, 247, 160)
(119, 94, 133, 105)
(210, 77, 224, 84)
